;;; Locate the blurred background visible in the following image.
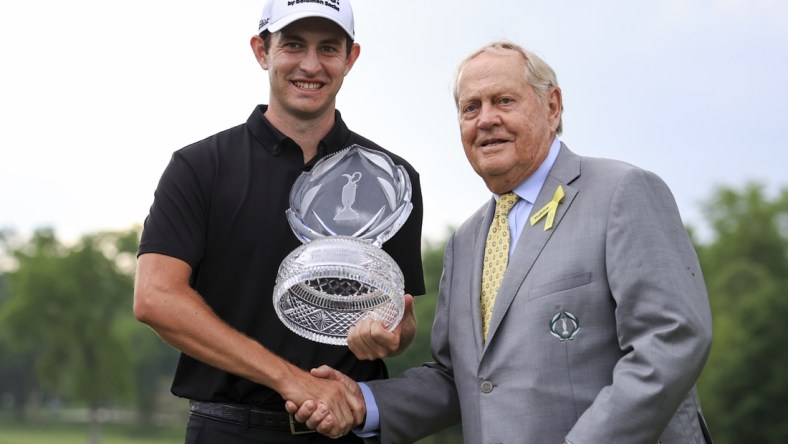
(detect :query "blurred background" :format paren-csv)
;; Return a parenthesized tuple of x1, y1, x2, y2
(2, 183, 788, 443)
(2, 0, 787, 443)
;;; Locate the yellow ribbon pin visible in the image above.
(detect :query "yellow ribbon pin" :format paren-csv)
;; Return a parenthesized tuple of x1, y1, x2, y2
(529, 185, 565, 231)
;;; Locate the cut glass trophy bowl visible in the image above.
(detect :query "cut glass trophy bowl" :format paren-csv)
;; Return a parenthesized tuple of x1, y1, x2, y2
(273, 145, 413, 345)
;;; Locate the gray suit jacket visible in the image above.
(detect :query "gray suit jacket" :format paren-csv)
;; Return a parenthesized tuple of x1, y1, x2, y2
(368, 144, 713, 443)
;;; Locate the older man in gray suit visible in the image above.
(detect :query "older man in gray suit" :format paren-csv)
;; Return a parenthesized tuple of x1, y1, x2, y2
(290, 40, 714, 444)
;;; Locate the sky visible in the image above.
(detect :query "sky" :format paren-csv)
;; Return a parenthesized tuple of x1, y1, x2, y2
(1, 0, 787, 245)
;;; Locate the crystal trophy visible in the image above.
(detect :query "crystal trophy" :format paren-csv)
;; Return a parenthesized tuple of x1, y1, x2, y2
(273, 145, 413, 345)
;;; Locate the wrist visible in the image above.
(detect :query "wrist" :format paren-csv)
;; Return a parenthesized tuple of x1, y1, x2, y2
(269, 360, 306, 398)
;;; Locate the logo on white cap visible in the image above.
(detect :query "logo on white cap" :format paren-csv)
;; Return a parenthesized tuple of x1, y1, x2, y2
(258, 0, 355, 40)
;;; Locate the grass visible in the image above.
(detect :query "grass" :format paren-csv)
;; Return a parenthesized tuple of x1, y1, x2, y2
(0, 420, 183, 444)
(0, 413, 464, 444)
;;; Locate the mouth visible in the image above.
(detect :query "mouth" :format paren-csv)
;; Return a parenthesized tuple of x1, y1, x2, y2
(293, 80, 324, 91)
(478, 137, 510, 149)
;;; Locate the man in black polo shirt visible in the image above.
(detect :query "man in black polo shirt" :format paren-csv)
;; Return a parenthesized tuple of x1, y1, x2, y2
(132, 0, 424, 442)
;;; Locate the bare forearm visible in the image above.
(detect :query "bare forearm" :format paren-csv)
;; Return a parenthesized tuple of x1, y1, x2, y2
(141, 290, 295, 389)
(133, 253, 298, 392)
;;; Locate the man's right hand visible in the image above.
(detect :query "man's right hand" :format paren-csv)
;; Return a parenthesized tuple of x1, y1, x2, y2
(284, 365, 366, 438)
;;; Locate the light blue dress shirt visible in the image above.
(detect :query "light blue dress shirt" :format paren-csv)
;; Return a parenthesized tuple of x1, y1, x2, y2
(355, 137, 562, 437)
(506, 136, 561, 255)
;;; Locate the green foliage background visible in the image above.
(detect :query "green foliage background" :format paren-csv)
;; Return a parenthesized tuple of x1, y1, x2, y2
(1, 182, 787, 443)
(693, 184, 788, 443)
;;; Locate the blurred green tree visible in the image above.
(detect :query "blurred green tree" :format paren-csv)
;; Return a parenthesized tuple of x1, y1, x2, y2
(385, 233, 463, 443)
(0, 229, 40, 422)
(117, 314, 180, 430)
(0, 227, 178, 443)
(0, 328, 39, 422)
(386, 236, 447, 377)
(695, 183, 788, 443)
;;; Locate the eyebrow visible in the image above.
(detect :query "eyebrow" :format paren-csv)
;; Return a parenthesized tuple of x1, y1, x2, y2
(278, 31, 343, 47)
(462, 86, 515, 102)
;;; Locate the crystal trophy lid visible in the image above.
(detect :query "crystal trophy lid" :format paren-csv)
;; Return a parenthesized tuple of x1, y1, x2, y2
(286, 144, 413, 247)
(274, 145, 413, 345)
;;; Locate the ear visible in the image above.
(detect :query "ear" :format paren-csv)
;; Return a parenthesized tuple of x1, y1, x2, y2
(250, 34, 270, 70)
(546, 86, 562, 132)
(343, 43, 361, 76)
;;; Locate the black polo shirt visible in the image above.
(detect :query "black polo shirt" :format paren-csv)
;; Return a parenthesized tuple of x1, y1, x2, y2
(139, 105, 425, 410)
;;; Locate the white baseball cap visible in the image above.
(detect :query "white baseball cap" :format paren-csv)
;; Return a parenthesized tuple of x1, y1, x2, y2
(258, 0, 355, 40)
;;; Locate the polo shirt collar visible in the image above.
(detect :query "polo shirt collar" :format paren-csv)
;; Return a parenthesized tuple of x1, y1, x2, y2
(246, 105, 353, 161)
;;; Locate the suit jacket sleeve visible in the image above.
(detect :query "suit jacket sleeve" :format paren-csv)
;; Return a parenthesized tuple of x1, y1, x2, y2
(366, 232, 462, 443)
(566, 167, 713, 443)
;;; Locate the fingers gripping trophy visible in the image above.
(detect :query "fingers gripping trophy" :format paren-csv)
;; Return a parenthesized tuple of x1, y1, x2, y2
(273, 145, 413, 345)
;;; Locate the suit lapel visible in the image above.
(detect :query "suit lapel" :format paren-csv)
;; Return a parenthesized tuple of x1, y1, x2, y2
(483, 144, 581, 346)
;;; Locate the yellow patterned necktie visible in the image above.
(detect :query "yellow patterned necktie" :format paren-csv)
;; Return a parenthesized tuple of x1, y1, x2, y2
(481, 192, 519, 341)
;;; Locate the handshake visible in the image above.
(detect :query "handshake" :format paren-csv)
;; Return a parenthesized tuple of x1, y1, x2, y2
(285, 364, 365, 439)
(282, 293, 415, 438)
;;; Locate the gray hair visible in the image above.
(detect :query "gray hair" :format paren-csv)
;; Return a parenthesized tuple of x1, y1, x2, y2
(452, 40, 563, 135)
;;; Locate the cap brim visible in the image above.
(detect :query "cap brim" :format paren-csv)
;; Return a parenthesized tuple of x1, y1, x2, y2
(266, 11, 354, 39)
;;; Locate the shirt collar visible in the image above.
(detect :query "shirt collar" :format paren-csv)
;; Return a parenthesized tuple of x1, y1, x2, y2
(246, 105, 353, 162)
(504, 136, 561, 204)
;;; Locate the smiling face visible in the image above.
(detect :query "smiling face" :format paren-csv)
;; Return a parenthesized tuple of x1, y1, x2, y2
(253, 17, 359, 123)
(456, 50, 562, 194)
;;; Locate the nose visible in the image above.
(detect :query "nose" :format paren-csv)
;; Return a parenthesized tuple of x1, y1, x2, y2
(299, 48, 321, 74)
(476, 104, 501, 129)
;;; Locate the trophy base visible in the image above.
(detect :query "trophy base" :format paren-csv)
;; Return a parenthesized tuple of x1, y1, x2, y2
(273, 236, 405, 345)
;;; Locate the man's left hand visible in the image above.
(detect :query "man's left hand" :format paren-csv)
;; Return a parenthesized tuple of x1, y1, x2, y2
(347, 294, 415, 360)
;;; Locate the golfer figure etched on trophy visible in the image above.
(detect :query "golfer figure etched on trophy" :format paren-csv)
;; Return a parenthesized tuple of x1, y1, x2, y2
(335, 172, 362, 221)
(273, 145, 413, 345)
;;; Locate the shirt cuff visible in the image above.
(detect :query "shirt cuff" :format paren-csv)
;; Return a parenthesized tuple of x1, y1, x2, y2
(352, 382, 380, 438)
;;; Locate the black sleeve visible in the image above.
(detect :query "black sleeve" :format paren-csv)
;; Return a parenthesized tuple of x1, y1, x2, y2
(138, 148, 212, 271)
(383, 166, 426, 296)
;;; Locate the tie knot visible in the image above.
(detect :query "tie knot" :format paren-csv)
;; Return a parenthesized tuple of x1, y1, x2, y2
(495, 192, 519, 217)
